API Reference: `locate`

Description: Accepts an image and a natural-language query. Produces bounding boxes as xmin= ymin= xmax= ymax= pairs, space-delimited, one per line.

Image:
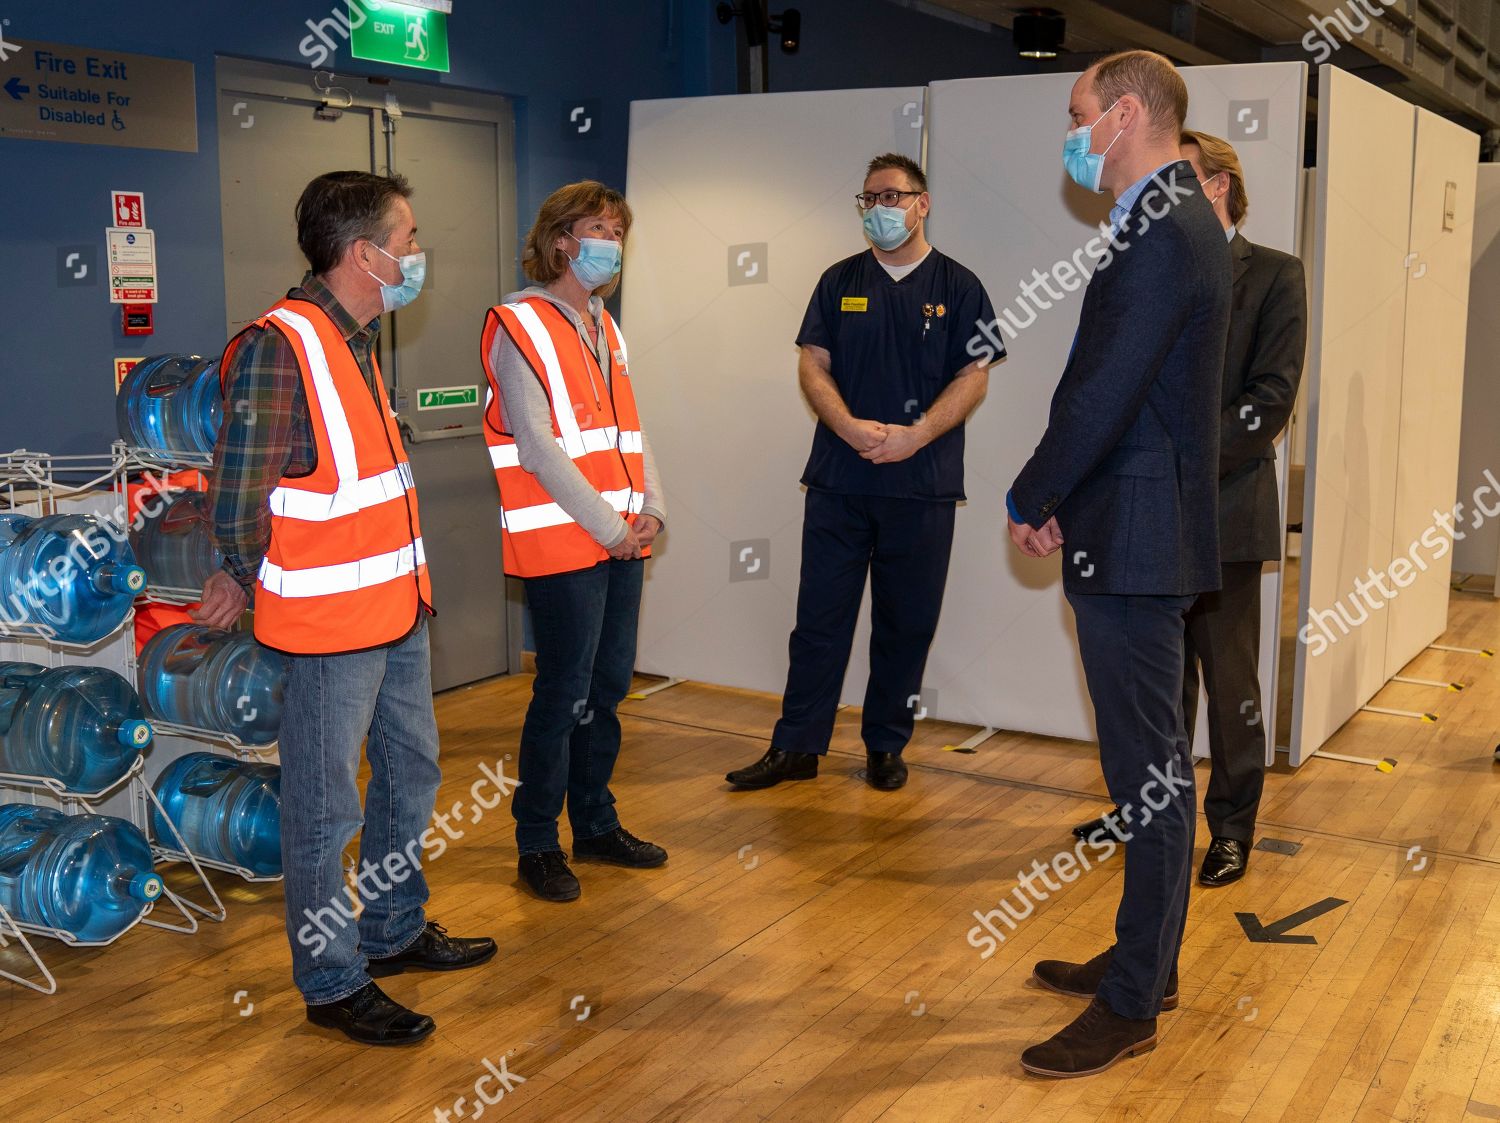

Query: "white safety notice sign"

xmin=107 ymin=226 xmax=157 ymax=303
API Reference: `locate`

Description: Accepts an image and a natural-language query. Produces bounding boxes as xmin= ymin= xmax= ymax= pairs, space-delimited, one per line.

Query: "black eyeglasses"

xmin=854 ymin=190 xmax=923 ymax=210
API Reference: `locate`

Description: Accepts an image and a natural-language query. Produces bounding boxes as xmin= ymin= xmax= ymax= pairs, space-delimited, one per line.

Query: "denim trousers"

xmin=278 ymin=616 xmax=443 ymax=1005
xmin=514 ymin=558 xmax=644 ymax=855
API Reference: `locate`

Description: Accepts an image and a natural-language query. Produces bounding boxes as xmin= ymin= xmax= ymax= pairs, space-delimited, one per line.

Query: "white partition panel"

xmin=923 ymin=63 xmax=1307 ymax=742
xmin=1453 ymin=164 xmax=1500 ymax=584
xmin=1292 ymin=66 xmax=1416 ymax=760
xmin=626 ymin=69 xmax=1306 ymax=744
xmin=1383 ymin=110 xmax=1479 ymax=675
xmin=624 ymin=88 xmax=924 ymax=697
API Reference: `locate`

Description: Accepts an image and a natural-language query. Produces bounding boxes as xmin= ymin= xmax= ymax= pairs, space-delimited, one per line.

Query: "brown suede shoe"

xmin=1032 ymin=946 xmax=1178 ymax=1011
xmin=1021 ymin=995 xmax=1157 ymax=1078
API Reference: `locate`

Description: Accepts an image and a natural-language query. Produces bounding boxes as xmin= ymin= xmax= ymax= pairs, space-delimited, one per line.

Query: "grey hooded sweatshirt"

xmin=487 ymin=286 xmax=665 ymax=552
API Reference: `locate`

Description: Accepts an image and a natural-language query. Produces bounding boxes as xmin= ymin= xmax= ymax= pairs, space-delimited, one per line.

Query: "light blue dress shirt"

xmin=1108 ymin=161 xmax=1181 ymax=234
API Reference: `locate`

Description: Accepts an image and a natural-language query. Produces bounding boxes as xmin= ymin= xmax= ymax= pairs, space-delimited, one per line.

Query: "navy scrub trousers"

xmin=773 ymin=246 xmax=997 ymax=759
xmin=771 ymin=490 xmax=956 ymax=756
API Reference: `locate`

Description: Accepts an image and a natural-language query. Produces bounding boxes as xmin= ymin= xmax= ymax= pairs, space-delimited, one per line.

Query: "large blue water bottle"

xmin=0 ymin=513 xmax=146 ymax=645
xmin=115 ymin=355 xmax=223 ymax=459
xmin=152 ymin=753 xmax=281 ymax=877
xmin=130 ymin=491 xmax=222 ymax=591
xmin=0 ymin=662 xmax=152 ymax=792
xmin=0 ymin=804 xmax=162 ymax=942
xmin=137 ymin=625 xmax=284 ymax=744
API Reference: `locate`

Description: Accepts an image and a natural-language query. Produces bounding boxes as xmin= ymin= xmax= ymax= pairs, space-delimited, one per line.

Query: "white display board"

xmin=624 ymin=87 xmax=925 ymax=700
xmin=922 ymin=63 xmax=1307 ymax=743
xmin=626 ymin=67 xmax=1308 ymax=746
xmin=1292 ymin=66 xmax=1417 ymax=761
xmin=1383 ymin=109 xmax=1479 ymax=675
xmin=1453 ymin=164 xmax=1500 ymax=585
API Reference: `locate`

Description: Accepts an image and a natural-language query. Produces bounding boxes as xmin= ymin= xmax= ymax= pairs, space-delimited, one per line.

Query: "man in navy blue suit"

xmin=1004 ymin=50 xmax=1232 ymax=1077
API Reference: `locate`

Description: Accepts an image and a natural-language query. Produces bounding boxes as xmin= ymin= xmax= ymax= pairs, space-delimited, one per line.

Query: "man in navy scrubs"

xmin=726 ymin=153 xmax=999 ymax=793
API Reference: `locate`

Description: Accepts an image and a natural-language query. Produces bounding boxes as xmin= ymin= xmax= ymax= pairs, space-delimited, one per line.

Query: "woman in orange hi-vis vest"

xmin=480 ymin=182 xmax=668 ymax=902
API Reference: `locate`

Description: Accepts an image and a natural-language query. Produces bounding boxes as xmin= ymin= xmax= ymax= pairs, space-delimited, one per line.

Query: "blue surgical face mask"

xmin=565 ymin=232 xmax=623 ymax=290
xmin=1062 ymin=99 xmax=1125 ymax=194
xmin=366 ymin=243 xmax=426 ymax=312
xmin=861 ymin=201 xmax=916 ymax=252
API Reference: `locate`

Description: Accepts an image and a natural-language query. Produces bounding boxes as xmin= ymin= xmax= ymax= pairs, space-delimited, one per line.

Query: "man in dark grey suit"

xmin=1073 ymin=131 xmax=1307 ymax=889
xmin=1004 ymin=50 xmax=1231 ymax=1077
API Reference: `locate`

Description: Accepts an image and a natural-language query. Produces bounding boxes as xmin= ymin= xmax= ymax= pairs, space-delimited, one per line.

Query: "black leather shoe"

xmin=306 ymin=981 xmax=435 ymax=1046
xmin=1072 ymin=808 xmax=1126 ymax=841
xmin=367 ymin=921 xmax=497 ymax=978
xmin=519 ymin=850 xmax=581 ymax=902
xmin=865 ymin=751 xmax=907 ymax=791
xmin=725 ymin=748 xmax=818 ymax=789
xmin=1199 ymin=837 xmax=1249 ymax=887
xmin=1021 ymin=995 xmax=1157 ymax=1078
xmin=574 ymin=826 xmax=667 ymax=868
xmin=1033 ymin=946 xmax=1178 ymax=1011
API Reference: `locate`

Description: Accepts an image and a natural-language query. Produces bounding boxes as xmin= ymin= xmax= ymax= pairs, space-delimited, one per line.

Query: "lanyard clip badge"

xmin=921 ymin=303 xmax=946 ymax=340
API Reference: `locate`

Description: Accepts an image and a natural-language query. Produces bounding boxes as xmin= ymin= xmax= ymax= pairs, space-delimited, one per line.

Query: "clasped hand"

xmin=607 ymin=514 xmax=662 ymax=560
xmin=1006 ymin=512 xmax=1064 ymax=558
xmin=843 ymin=419 xmax=925 ymax=464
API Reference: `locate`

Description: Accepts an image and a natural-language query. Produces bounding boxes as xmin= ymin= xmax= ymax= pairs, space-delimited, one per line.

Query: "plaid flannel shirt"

xmin=208 ymin=274 xmax=384 ymax=587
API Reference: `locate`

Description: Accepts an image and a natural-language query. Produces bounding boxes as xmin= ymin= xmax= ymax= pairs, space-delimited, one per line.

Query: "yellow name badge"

xmin=841 ymin=296 xmax=869 ymax=313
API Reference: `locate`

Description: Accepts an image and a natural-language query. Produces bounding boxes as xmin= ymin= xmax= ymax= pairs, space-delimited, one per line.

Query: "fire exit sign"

xmin=350 ymin=1 xmax=451 ymax=73
xmin=418 ymin=385 xmax=478 ymax=410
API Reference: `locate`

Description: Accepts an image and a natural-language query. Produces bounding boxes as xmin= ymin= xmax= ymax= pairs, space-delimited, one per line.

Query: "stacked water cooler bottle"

xmin=0 ymin=500 xmax=177 ymax=986
xmin=117 ymin=356 xmax=287 ymax=884
xmin=0 ymin=355 xmax=287 ymax=991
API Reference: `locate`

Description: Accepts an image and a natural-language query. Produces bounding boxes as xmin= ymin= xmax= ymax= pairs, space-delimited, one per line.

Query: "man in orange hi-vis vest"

xmin=198 ymin=171 xmax=495 ymax=1047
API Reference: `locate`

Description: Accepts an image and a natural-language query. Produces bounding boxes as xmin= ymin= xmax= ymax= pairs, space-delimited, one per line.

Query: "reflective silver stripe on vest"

xmin=503 ymin=301 xmax=587 ymax=459
xmin=502 ymin=489 xmax=644 ymax=534
xmin=488 ymin=427 xmax=643 ymax=471
xmin=609 ymin=312 xmax=628 ymax=367
xmin=263 ymin=308 xmax=365 ymax=520
xmin=269 ymin=463 xmax=415 ymax=522
xmin=259 ymin=538 xmax=426 ymax=599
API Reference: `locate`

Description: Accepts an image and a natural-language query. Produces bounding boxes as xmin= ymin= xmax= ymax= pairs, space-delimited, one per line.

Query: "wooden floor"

xmin=7 ymin=585 xmax=1500 ymax=1122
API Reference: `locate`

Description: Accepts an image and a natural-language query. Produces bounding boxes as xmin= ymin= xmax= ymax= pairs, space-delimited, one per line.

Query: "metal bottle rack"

xmin=0 ymin=448 xmax=277 ymax=992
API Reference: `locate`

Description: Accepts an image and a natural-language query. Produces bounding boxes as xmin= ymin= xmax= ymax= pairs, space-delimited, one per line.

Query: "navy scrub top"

xmin=796 ymin=248 xmax=999 ymax=502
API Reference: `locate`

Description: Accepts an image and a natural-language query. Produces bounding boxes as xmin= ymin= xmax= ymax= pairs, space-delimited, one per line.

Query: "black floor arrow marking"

xmin=1236 ymin=897 xmax=1347 ymax=944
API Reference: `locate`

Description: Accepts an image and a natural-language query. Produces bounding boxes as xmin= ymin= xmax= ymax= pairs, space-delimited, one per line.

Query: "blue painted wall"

xmin=0 ymin=0 xmax=736 ymax=454
xmin=1 ymin=0 xmax=1049 ymax=456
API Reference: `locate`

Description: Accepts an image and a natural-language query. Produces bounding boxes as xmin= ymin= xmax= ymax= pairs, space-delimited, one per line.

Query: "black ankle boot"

xmin=519 ymin=850 xmax=581 ymax=902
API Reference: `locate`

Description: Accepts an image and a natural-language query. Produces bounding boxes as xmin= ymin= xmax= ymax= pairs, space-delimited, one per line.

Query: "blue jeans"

xmin=278 ymin=616 xmax=443 ymax=1005
xmin=514 ymin=559 xmax=643 ymax=855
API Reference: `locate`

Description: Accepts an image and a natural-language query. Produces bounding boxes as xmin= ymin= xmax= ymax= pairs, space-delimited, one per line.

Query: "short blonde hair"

xmin=1089 ymin=50 xmax=1188 ymax=139
xmin=522 ymin=181 xmax=633 ymax=297
xmin=1182 ymin=129 xmax=1249 ymax=227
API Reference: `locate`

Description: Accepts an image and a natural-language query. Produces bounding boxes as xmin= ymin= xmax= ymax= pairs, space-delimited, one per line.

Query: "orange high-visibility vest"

xmin=480 ymin=297 xmax=647 ymax=578
xmin=220 ymin=298 xmax=432 ymax=655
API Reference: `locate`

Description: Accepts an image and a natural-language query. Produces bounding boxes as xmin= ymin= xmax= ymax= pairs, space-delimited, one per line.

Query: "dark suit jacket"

xmin=1218 ymin=233 xmax=1307 ymax=564
xmin=1011 ymin=161 xmax=1231 ymax=596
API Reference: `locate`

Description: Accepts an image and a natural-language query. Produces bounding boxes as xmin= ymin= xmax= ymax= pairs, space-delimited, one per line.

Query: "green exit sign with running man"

xmin=350 ymin=1 xmax=451 ymax=73
xmin=418 ymin=386 xmax=478 ymax=411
